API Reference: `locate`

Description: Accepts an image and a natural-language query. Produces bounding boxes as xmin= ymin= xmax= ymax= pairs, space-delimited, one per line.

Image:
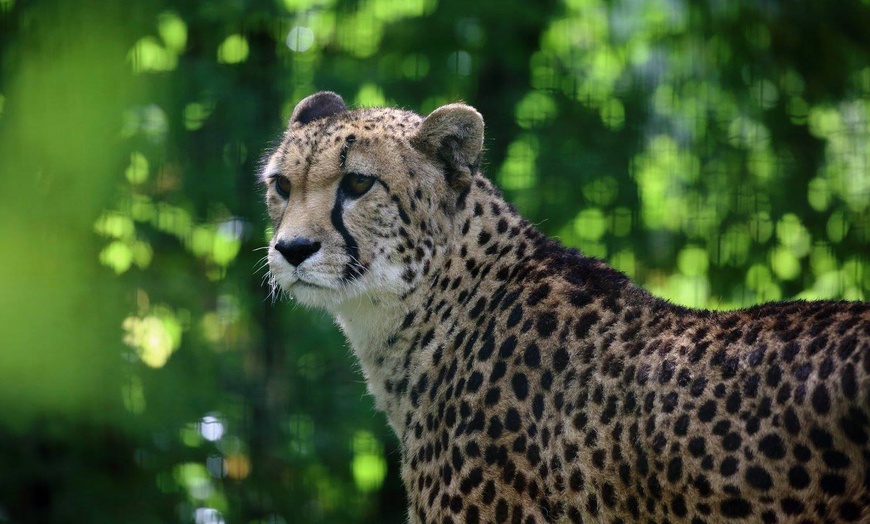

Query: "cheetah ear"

xmin=412 ymin=103 xmax=484 ymax=193
xmin=290 ymin=91 xmax=347 ymax=125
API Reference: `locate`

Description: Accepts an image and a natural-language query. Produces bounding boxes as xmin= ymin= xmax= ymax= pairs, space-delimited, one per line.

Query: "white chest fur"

xmin=334 ymin=295 xmax=408 ymax=427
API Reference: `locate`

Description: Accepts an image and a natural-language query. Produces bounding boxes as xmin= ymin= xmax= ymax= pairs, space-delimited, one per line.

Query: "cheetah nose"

xmin=275 ymin=237 xmax=321 ymax=267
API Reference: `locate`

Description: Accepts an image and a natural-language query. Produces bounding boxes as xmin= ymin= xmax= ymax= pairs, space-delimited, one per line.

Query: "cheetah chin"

xmin=261 ymin=91 xmax=870 ymax=524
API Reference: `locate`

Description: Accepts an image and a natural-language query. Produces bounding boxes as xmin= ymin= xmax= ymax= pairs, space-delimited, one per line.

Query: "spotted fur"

xmin=262 ymin=92 xmax=870 ymax=524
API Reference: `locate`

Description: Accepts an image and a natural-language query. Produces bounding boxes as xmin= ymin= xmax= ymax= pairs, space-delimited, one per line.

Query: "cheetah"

xmin=261 ymin=91 xmax=870 ymax=523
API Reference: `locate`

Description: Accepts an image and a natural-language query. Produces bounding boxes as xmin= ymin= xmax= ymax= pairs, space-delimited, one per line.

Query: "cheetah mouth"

xmin=293 ymin=277 xmax=334 ymax=290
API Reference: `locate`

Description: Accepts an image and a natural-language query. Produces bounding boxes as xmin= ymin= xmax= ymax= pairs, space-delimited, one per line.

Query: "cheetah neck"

xmin=336 ymin=175 xmax=636 ymax=439
xmin=337 ymin=175 xmax=648 ymax=440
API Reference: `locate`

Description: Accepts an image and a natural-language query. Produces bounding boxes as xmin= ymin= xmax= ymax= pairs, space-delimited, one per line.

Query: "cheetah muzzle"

xmin=261 ymin=91 xmax=870 ymax=524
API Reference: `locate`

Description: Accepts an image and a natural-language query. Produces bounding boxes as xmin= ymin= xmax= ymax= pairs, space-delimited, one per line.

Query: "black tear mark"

xmin=331 ymin=187 xmax=365 ymax=280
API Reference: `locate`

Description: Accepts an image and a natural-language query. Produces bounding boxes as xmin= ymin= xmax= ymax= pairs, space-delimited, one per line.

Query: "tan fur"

xmin=262 ymin=93 xmax=870 ymax=524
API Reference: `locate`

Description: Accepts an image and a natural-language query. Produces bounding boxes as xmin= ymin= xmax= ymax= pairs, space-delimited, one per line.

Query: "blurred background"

xmin=0 ymin=0 xmax=868 ymax=522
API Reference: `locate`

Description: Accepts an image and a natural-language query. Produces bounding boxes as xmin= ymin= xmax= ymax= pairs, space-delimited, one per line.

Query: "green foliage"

xmin=0 ymin=0 xmax=867 ymax=522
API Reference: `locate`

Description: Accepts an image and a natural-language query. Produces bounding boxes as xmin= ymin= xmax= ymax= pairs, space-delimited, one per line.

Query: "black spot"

xmin=526 ymin=283 xmax=550 ymax=306
xmin=465 ymin=504 xmax=479 ymax=524
xmin=693 ymin=474 xmax=712 ymax=496
xmin=688 ymin=437 xmax=706 ymax=457
xmin=651 ymin=432 xmax=666 ymax=453
xmin=499 ymin=336 xmax=518 ymax=358
xmin=523 ymin=343 xmax=541 ymax=368
xmin=478 ymin=230 xmax=491 ymax=245
xmin=511 ymin=373 xmax=528 ymax=400
xmin=837 ymin=335 xmax=858 ymax=360
xmin=820 ymin=474 xmax=846 ymax=495
xmin=522 ymin=444 xmax=540 ymax=468
xmin=467 ymin=372 xmax=483 ymax=393
xmin=746 ymin=466 xmax=773 ymax=490
xmin=689 ymin=340 xmax=711 ymax=363
xmin=601 ymin=482 xmax=616 ymax=508
xmin=780 ymin=497 xmax=804 ymax=515
xmin=487 ymin=416 xmax=503 ymax=439
xmin=569 ymin=470 xmax=584 ymax=491
xmin=591 ymin=449 xmax=606 ymax=469
xmin=541 ymin=370 xmax=553 ymax=391
xmin=783 ymin=407 xmax=800 ymax=435
xmin=745 ymin=374 xmax=761 ymax=397
xmin=536 ymin=312 xmax=558 ymax=338
xmin=758 ymin=433 xmax=786 ymax=460
xmin=532 ymin=394 xmax=544 ymax=420
xmin=449 ymin=495 xmax=463 ymax=513
xmin=781 ymin=341 xmax=800 ymax=363
xmin=697 ymin=456 xmax=715 ymax=476
xmin=659 ymin=359 xmax=675 ymax=384
xmin=788 ymin=465 xmax=810 ymax=489
xmin=647 ymin=475 xmax=662 ymax=498
xmin=469 ymin=297 xmax=486 ymax=318
xmin=574 ymin=311 xmax=599 ymax=337
xmin=460 ymin=467 xmax=484 ymax=495
xmin=553 ymin=348 xmax=570 ymax=372
xmin=723 ymin=432 xmax=741 ymax=451
xmin=599 ymin=396 xmax=618 ymax=425
xmin=726 ymin=391 xmax=742 ymax=414
xmin=507 ymin=304 xmax=523 ymax=328
xmin=720 ymin=456 xmax=738 ymax=476
xmin=795 ymin=363 xmax=814 ymax=380
xmin=819 ymin=356 xmax=834 ymax=379
xmin=823 ymin=450 xmax=850 ymax=469
xmin=811 ymin=383 xmax=831 ymax=414
xmin=722 ymin=357 xmax=739 ymax=378
xmin=667 ymin=456 xmax=683 ymax=482
xmin=672 ymin=494 xmax=687 ymax=517
xmin=841 ymin=363 xmax=858 ymax=400
xmin=839 ymin=501 xmax=862 ymax=522
xmin=568 ymin=289 xmax=592 ymax=307
xmin=662 ymin=391 xmax=678 ymax=413
xmin=674 ymin=414 xmax=690 ymax=436
xmin=586 ymin=493 xmax=599 ymax=516
xmin=493 ymin=499 xmax=509 ymax=523
xmin=766 ymin=365 xmax=782 ymax=389
xmin=840 ymin=409 xmax=869 ymax=445
xmin=793 ymin=444 xmax=811 ymax=462
xmin=512 ymin=471 xmax=526 ymax=493
xmin=690 ymin=376 xmax=707 ymax=397
xmin=809 ymin=426 xmax=833 ymax=449
xmin=748 ymin=345 xmax=766 ymax=366
xmin=720 ymin=498 xmax=752 ymax=518
xmin=481 ymin=480 xmax=496 ymax=505
xmin=452 ymin=446 xmax=465 ymax=471
xmin=698 ymin=400 xmax=716 ymax=422
xmin=504 ymin=408 xmax=521 ymax=432
xmin=485 ymin=387 xmax=501 ymax=406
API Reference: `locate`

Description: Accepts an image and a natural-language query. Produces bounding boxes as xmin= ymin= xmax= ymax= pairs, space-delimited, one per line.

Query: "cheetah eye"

xmin=274 ymin=176 xmax=291 ymax=199
xmin=342 ymin=172 xmax=375 ymax=198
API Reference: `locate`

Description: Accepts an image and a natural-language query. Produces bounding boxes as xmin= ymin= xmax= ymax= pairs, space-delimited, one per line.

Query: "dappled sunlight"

xmin=200 ymin=414 xmax=225 ymax=442
xmin=351 ymin=431 xmax=387 ymax=493
xmin=122 ymin=307 xmax=184 ymax=368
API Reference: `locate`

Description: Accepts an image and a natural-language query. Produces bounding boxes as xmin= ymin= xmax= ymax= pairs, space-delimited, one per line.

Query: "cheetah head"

xmin=261 ymin=92 xmax=484 ymax=314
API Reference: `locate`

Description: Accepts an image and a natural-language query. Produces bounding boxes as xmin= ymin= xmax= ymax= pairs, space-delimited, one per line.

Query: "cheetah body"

xmin=263 ymin=92 xmax=870 ymax=523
